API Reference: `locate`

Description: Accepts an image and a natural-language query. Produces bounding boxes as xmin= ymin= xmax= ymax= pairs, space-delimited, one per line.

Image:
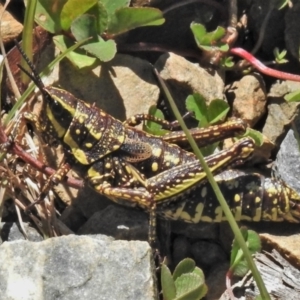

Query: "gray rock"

xmin=262 ymin=98 xmax=300 ymax=146
xmin=155 ymin=52 xmax=225 ymax=115
xmin=0 ymin=222 xmax=43 ymax=243
xmin=77 ymin=205 xmax=148 ymax=241
xmin=0 ymin=235 xmax=157 ymax=300
xmin=276 ymin=128 xmax=300 ymax=194
xmin=59 ymin=205 xmax=87 ymax=233
xmin=263 ymin=81 xmax=300 ymax=146
xmin=171 ymin=221 xmax=219 ymax=240
xmin=70 ymin=185 xmax=112 ymax=220
xmin=226 ymin=74 xmax=267 ymax=127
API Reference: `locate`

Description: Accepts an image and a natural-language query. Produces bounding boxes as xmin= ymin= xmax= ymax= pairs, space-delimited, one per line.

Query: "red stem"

xmin=230 ymin=47 xmax=300 ymax=82
xmin=0 ymin=126 xmax=83 ymax=189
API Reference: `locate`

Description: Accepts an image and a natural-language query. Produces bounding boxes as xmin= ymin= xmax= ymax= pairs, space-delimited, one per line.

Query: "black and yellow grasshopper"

xmin=13 ymin=44 xmax=300 ymax=243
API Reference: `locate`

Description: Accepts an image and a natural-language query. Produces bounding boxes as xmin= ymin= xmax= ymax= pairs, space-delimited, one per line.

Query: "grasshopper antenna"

xmin=14 ymin=39 xmax=45 ymax=92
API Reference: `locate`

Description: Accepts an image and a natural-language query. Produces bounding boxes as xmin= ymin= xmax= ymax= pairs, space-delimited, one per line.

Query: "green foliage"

xmin=273 ymin=48 xmax=288 ymax=64
xmin=35 ymin=0 xmax=165 ymax=67
xmin=242 ymin=128 xmax=264 ymax=147
xmin=186 ymin=93 xmax=229 ymax=155
xmin=71 ymin=14 xmax=116 ymax=62
xmin=284 ymin=90 xmax=300 ymax=102
xmin=161 ymin=258 xmax=207 ymax=300
xmin=190 ymin=23 xmax=229 ymax=52
xmin=107 ymin=7 xmax=164 ymax=35
xmin=221 ymin=56 xmax=234 ymax=68
xmin=230 ymin=227 xmax=261 ymax=277
xmin=186 ymin=93 xmax=229 ymax=127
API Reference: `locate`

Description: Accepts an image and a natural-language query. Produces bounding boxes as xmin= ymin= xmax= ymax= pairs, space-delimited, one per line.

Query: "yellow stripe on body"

xmin=154 ymin=155 xmax=235 ymax=202
xmin=46 ymin=106 xmax=67 ymax=138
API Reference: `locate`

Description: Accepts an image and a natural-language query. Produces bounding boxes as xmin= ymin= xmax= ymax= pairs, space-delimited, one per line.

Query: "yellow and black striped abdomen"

xmin=158 ymin=169 xmax=300 ymax=223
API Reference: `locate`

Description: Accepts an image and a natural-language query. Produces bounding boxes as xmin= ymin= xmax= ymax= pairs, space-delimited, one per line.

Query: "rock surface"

xmin=0 ymin=4 xmax=23 ymax=45
xmin=155 ymin=52 xmax=225 ymax=114
xmin=0 ymin=235 xmax=157 ymax=300
xmin=227 ymin=74 xmax=267 ymax=127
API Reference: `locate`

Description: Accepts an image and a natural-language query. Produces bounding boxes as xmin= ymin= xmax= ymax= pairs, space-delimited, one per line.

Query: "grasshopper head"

xmin=15 ymin=42 xmax=76 ymax=137
xmin=43 ymin=86 xmax=77 ymax=138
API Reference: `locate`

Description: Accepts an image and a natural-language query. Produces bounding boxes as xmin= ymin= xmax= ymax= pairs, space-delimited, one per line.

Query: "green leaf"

xmin=60 ymin=0 xmax=98 ymax=31
xmin=161 ymin=264 xmax=176 ymax=300
xmin=233 ymin=260 xmax=250 ymax=277
xmin=86 ymin=1 xmax=108 ymax=34
xmin=190 ymin=23 xmax=207 ymax=48
xmin=279 ymin=49 xmax=287 ymax=60
xmin=185 ymin=94 xmax=208 ymax=127
xmin=200 ymin=26 xmax=226 ymax=45
xmin=221 ymin=56 xmax=234 ymax=68
xmin=246 ymin=230 xmax=261 ymax=253
xmin=71 ymin=14 xmax=98 ymax=40
xmin=175 ymin=273 xmax=207 ymax=300
xmin=190 ymin=22 xmax=228 ymax=52
xmin=243 ymin=128 xmax=264 ymax=147
xmin=83 ymin=38 xmax=117 ymax=62
xmin=35 ymin=0 xmax=68 ymax=33
xmin=284 ymin=89 xmax=300 ymax=102
xmin=101 ymin=0 xmax=130 ymax=19
xmin=185 ymin=95 xmax=229 ymax=155
xmin=53 ymin=35 xmax=97 ymax=68
xmin=210 ymin=26 xmax=226 ymax=41
xmin=207 ymin=99 xmax=229 ymax=124
xmin=107 ymin=7 xmax=165 ymax=35
xmin=192 ymin=266 xmax=205 ymax=280
xmin=273 ymin=47 xmax=288 ymax=64
xmin=71 ymin=14 xmax=116 ymax=62
xmin=230 ymin=227 xmax=248 ymax=266
xmin=218 ymin=43 xmax=229 ymax=52
xmin=230 ymin=228 xmax=261 ymax=277
xmin=173 ymin=258 xmax=196 ymax=281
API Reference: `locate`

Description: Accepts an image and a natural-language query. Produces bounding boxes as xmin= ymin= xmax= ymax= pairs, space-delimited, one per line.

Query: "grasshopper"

xmin=12 ymin=44 xmax=300 ymax=243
